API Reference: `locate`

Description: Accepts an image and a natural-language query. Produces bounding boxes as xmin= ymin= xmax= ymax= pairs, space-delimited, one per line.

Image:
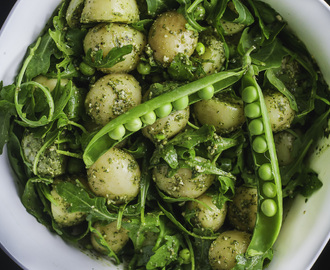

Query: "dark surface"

xmin=0 ymin=0 xmax=330 ymax=269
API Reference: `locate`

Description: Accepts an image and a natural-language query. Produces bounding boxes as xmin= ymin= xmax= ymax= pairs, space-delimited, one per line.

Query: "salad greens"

xmin=0 ymin=0 xmax=329 ymax=269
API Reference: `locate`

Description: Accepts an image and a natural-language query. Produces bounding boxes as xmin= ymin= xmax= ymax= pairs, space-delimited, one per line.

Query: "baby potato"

xmin=142 ymin=107 xmax=189 ymax=142
xmin=87 ymin=147 xmax=141 ymax=204
xmin=227 ymin=186 xmax=257 ymax=232
xmin=33 ymin=75 xmax=69 ymax=92
xmin=83 ymin=23 xmax=146 ymax=73
xmin=148 ymin=11 xmax=198 ymax=65
xmin=85 ymin=73 xmax=142 ymax=126
xmin=91 ymin=220 xmax=130 ymax=254
xmin=274 ymin=130 xmax=296 ymax=166
xmin=81 ymin=0 xmax=140 ymax=24
xmin=209 ymin=230 xmax=251 ymax=270
xmin=186 ymin=193 xmax=227 ymax=232
xmin=193 ymin=93 xmax=245 ymax=134
xmin=196 ymin=33 xmax=226 ymax=76
xmin=264 ymin=90 xmax=295 ymax=132
xmin=51 ymin=187 xmax=86 ymax=227
xmin=153 ymin=159 xmax=215 ymax=199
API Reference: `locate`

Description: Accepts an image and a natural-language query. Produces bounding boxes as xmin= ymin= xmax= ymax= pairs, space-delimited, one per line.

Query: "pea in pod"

xmin=241 ymin=66 xmax=283 ymax=256
xmin=83 ymin=69 xmax=245 ymax=167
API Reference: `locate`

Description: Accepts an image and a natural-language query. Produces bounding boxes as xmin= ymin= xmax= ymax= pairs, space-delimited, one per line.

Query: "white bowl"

xmin=0 ymin=1 xmax=329 ymax=269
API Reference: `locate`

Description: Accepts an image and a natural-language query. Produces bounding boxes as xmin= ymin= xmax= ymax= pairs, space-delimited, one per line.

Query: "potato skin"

xmin=91 ymin=220 xmax=129 ymax=254
xmin=81 ymin=0 xmax=140 ymax=24
xmin=85 ymin=73 xmax=142 ymax=126
xmin=274 ymin=131 xmax=296 ymax=166
xmin=264 ymin=91 xmax=295 ymax=132
xmin=186 ymin=193 xmax=227 ymax=232
xmin=142 ymin=107 xmax=189 ymax=142
xmin=83 ymin=23 xmax=146 ymax=73
xmin=153 ymin=159 xmax=214 ymax=199
xmin=227 ymin=186 xmax=257 ymax=232
xmin=33 ymin=75 xmax=69 ymax=92
xmin=148 ymin=11 xmax=198 ymax=65
xmin=87 ymin=147 xmax=141 ymax=204
xmin=209 ymin=230 xmax=251 ymax=270
xmin=51 ymin=188 xmax=86 ymax=227
xmin=196 ymin=33 xmax=226 ymax=76
xmin=193 ymin=94 xmax=245 ymax=134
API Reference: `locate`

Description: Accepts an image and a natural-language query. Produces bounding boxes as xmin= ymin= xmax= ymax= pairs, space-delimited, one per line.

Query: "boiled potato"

xmin=87 ymin=147 xmax=141 ymax=204
xmin=264 ymin=91 xmax=295 ymax=132
xmin=193 ymin=93 xmax=245 ymax=134
xmin=196 ymin=32 xmax=226 ymax=76
xmin=81 ymin=0 xmax=139 ymax=23
xmin=33 ymin=75 xmax=69 ymax=92
xmin=142 ymin=107 xmax=189 ymax=142
xmin=83 ymin=23 xmax=146 ymax=73
xmin=209 ymin=230 xmax=251 ymax=270
xmin=148 ymin=11 xmax=198 ymax=65
xmin=85 ymin=73 xmax=142 ymax=126
xmin=153 ymin=159 xmax=214 ymax=199
xmin=220 ymin=20 xmax=245 ymax=36
xmin=227 ymin=186 xmax=257 ymax=232
xmin=21 ymin=132 xmax=67 ymax=178
xmin=274 ymin=131 xmax=296 ymax=166
xmin=51 ymin=187 xmax=86 ymax=227
xmin=91 ymin=220 xmax=129 ymax=254
xmin=186 ymin=193 xmax=227 ymax=232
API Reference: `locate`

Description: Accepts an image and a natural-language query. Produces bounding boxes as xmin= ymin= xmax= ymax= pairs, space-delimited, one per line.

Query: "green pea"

xmin=263 ymin=182 xmax=277 ymax=198
xmin=196 ymin=42 xmax=206 ymax=56
xmin=198 ymin=85 xmax=214 ymax=100
xmin=248 ymin=118 xmax=264 ymax=135
xmin=179 ymin=248 xmax=191 ymax=264
xmin=172 ymin=96 xmax=189 ymax=110
xmin=137 ymin=61 xmax=151 ymax=75
xmin=244 ymin=102 xmax=261 ymax=119
xmin=155 ymin=103 xmax=173 ymax=118
xmin=258 ymin=163 xmax=273 ymax=181
xmin=79 ymin=62 xmax=95 ymax=76
xmin=252 ymin=136 xmax=268 ymax=153
xmin=242 ymin=86 xmax=258 ymax=103
xmin=108 ymin=124 xmax=126 ymax=140
xmin=141 ymin=111 xmax=157 ymax=125
xmin=261 ymin=199 xmax=277 ymax=217
xmin=125 ymin=118 xmax=143 ymax=132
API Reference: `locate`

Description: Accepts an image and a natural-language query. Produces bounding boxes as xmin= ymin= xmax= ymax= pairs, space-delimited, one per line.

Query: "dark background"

xmin=0 ymin=0 xmax=329 ymax=269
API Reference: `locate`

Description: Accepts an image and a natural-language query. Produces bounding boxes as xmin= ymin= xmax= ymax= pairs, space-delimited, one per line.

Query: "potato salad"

xmin=0 ymin=0 xmax=329 ymax=269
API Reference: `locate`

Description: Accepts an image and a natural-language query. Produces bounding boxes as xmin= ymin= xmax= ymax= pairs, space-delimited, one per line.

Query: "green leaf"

xmin=146 ymin=234 xmax=181 ymax=269
xmin=265 ymin=69 xmax=298 ymax=111
xmin=146 ymin=0 xmax=178 ymax=17
xmin=24 ymin=33 xmax=58 ymax=81
xmin=55 ymin=181 xmax=117 ymax=223
xmin=0 ymin=101 xmax=17 ymax=154
xmin=83 ymin=45 xmax=133 ymax=69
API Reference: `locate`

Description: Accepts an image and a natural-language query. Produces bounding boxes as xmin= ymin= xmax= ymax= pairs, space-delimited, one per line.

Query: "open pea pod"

xmin=83 ymin=69 xmax=245 ymax=167
xmin=241 ymin=66 xmax=283 ymax=256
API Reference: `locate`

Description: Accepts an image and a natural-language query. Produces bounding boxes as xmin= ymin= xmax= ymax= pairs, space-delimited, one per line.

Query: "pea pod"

xmin=241 ymin=66 xmax=283 ymax=256
xmin=83 ymin=69 xmax=245 ymax=167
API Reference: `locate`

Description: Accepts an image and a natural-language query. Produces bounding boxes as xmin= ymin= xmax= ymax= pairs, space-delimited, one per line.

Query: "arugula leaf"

xmin=0 ymin=101 xmax=17 ymax=154
xmin=227 ymin=0 xmax=254 ymax=25
xmin=265 ymin=69 xmax=298 ymax=111
xmin=146 ymin=234 xmax=181 ymax=269
xmin=55 ymin=181 xmax=118 ymax=223
xmin=145 ymin=0 xmax=178 ymax=17
xmin=49 ymin=1 xmax=74 ymax=56
xmin=23 ymin=32 xmax=59 ymax=82
xmin=21 ymin=178 xmax=53 ymax=229
xmin=83 ymin=46 xmax=133 ymax=69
